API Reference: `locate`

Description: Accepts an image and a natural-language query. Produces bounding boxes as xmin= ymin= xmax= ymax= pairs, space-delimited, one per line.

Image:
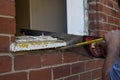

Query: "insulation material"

xmin=10 ymin=35 xmax=67 ymax=52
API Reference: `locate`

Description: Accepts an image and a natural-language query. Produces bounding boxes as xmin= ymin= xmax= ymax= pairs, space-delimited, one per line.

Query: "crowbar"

xmin=60 ymin=38 xmax=104 ymax=49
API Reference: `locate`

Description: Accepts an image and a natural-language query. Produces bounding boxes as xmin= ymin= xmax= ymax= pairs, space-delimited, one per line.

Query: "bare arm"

xmin=102 ymin=30 xmax=120 ymax=80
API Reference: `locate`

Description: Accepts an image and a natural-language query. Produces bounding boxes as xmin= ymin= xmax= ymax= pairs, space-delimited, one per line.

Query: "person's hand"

xmin=104 ymin=30 xmax=120 ymax=47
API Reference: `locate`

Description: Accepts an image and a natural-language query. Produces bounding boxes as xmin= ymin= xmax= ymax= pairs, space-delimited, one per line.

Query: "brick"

xmin=0 ymin=36 xmax=10 ymax=53
xmin=11 ymin=36 xmax=16 ymax=42
xmin=116 ymin=11 xmax=120 ymax=18
xmin=0 ymin=56 xmax=11 ymax=73
xmin=111 ymin=25 xmax=118 ymax=30
xmin=98 ymin=13 xmax=107 ymax=22
xmin=112 ymin=10 xmax=118 ymax=17
xmin=107 ymin=0 xmax=113 ymax=8
xmin=102 ymin=24 xmax=111 ymax=31
xmin=42 ymin=53 xmax=62 ymax=66
xmin=80 ymin=72 xmax=92 ymax=80
xmin=99 ymin=31 xmax=106 ymax=37
xmin=98 ymin=23 xmax=104 ymax=31
xmin=71 ymin=62 xmax=84 ymax=74
xmin=67 ymin=46 xmax=91 ymax=58
xmin=86 ymin=60 xmax=96 ymax=70
xmin=95 ymin=59 xmax=104 ymax=68
xmin=98 ymin=0 xmax=106 ymax=4
xmin=92 ymin=69 xmax=102 ymax=79
xmin=108 ymin=25 xmax=113 ymax=30
xmin=53 ymin=65 xmax=70 ymax=79
xmin=113 ymin=2 xmax=119 ymax=10
xmin=88 ymin=13 xmax=97 ymax=21
xmin=89 ymin=22 xmax=99 ymax=30
xmin=64 ymin=75 xmax=79 ymax=80
xmin=0 ymin=17 xmax=16 ymax=34
xmin=29 ymin=68 xmax=51 ymax=80
xmin=102 ymin=6 xmax=111 ymax=14
xmin=0 ymin=72 xmax=27 ymax=80
xmin=108 ymin=17 xmax=113 ymax=23
xmin=0 ymin=0 xmax=15 ymax=16
xmin=14 ymin=54 xmax=41 ymax=70
xmin=97 ymin=3 xmax=103 ymax=11
xmin=63 ymin=52 xmax=79 ymax=63
xmin=89 ymin=31 xmax=99 ymax=36
xmin=79 ymin=55 xmax=91 ymax=61
xmin=110 ymin=11 xmax=116 ymax=18
xmin=88 ymin=3 xmax=97 ymax=11
xmin=114 ymin=18 xmax=119 ymax=25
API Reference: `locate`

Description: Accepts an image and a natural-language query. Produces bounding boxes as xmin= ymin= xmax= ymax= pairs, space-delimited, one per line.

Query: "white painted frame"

xmin=67 ymin=0 xmax=88 ymax=35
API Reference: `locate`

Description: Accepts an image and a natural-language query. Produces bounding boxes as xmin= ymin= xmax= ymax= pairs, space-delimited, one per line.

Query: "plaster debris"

xmin=10 ymin=35 xmax=67 ymax=52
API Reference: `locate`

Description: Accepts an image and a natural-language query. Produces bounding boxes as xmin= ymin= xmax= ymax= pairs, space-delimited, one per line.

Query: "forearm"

xmin=102 ymin=46 xmax=120 ymax=80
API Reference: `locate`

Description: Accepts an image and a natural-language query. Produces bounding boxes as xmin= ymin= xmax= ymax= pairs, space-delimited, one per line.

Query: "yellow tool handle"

xmin=60 ymin=38 xmax=104 ymax=49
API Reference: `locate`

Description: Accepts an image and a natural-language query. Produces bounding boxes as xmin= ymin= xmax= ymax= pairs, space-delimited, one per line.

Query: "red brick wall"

xmin=0 ymin=0 xmax=120 ymax=80
xmin=88 ymin=0 xmax=120 ymax=37
xmin=0 ymin=52 xmax=104 ymax=80
xmin=0 ymin=0 xmax=16 ymax=52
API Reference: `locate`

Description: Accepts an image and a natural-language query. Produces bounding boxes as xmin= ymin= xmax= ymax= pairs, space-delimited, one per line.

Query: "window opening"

xmin=15 ymin=0 xmax=88 ymax=36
